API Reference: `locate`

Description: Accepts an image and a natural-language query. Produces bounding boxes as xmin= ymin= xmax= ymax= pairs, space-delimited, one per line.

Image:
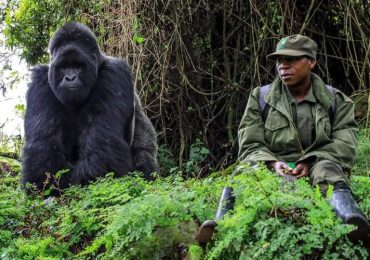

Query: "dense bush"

xmin=353 ymin=129 xmax=370 ymax=176
xmin=1 ymin=157 xmax=369 ymax=259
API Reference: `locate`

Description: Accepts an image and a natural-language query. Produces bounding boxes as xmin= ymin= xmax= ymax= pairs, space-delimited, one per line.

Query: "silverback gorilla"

xmin=21 ymin=22 xmax=158 ymax=193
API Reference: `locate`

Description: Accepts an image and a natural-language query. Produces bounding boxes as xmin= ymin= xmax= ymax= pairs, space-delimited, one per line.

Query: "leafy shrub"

xmin=1 ymin=159 xmax=369 ymax=259
xmin=205 ymin=165 xmax=369 ymax=259
xmin=353 ymin=129 xmax=370 ymax=176
xmin=157 ymin=144 xmax=177 ymax=175
xmin=184 ymin=138 xmax=211 ymax=177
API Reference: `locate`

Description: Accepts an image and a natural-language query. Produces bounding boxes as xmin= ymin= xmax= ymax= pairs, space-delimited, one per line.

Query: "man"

xmin=238 ymin=34 xmax=369 ymax=242
xmin=198 ymin=34 xmax=369 ymax=245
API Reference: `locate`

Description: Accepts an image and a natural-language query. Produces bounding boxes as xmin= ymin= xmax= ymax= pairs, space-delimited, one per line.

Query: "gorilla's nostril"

xmin=65 ymin=75 xmax=76 ymax=82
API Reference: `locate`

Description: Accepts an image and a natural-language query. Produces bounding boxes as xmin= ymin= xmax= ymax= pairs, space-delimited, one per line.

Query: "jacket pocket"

xmin=265 ymin=113 xmax=289 ymax=131
xmin=316 ymin=106 xmax=332 ymax=139
xmin=264 ymin=113 xmax=295 ymax=152
xmin=315 ymin=116 xmax=332 ymax=143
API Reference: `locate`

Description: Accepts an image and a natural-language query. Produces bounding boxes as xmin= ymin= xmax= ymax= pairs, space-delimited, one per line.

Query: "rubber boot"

xmin=197 ymin=187 xmax=235 ymax=244
xmin=329 ymin=189 xmax=370 ymax=243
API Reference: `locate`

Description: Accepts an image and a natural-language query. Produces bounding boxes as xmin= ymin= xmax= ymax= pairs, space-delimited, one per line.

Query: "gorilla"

xmin=21 ymin=22 xmax=158 ymax=193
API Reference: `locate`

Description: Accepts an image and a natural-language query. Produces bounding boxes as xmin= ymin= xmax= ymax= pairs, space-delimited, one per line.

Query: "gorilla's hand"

xmin=70 ymin=107 xmax=134 ymax=185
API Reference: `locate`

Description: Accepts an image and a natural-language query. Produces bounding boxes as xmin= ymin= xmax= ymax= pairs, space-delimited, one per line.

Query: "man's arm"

xmin=238 ymin=87 xmax=280 ymax=163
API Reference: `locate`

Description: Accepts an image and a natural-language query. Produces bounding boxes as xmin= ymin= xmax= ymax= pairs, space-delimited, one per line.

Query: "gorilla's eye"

xmin=56 ymin=61 xmax=85 ymax=71
xmin=73 ymin=61 xmax=86 ymax=69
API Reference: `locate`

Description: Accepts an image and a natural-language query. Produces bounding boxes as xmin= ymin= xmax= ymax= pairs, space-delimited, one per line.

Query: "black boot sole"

xmin=346 ymin=214 xmax=370 ymax=243
xmin=197 ymin=220 xmax=217 ymax=244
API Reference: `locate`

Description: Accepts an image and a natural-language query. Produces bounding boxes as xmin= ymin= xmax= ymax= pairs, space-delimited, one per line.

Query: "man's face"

xmin=276 ymin=56 xmax=316 ymax=88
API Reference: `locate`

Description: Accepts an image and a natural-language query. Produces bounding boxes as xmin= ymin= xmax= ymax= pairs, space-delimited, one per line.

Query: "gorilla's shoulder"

xmin=27 ymin=65 xmax=51 ymax=97
xmin=30 ymin=65 xmax=49 ymax=82
xmin=100 ymin=57 xmax=132 ymax=88
xmin=102 ymin=56 xmax=130 ymax=73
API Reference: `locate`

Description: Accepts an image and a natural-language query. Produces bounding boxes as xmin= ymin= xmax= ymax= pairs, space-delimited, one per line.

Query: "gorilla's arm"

xmin=69 ymin=59 xmax=134 ymax=185
xmin=131 ymin=93 xmax=158 ymax=178
xmin=21 ymin=66 xmax=68 ymax=190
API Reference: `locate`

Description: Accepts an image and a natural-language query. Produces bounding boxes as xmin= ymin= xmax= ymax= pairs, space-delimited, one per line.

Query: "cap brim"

xmin=266 ymin=49 xmax=312 ymax=60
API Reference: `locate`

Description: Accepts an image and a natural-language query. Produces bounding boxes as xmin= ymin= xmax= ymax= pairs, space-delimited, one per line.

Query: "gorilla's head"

xmin=48 ymin=22 xmax=103 ymax=106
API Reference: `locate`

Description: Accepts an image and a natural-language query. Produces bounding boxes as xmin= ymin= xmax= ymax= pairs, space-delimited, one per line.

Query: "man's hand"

xmin=291 ymin=162 xmax=309 ymax=178
xmin=267 ymin=161 xmax=309 ymax=179
xmin=267 ymin=161 xmax=293 ymax=177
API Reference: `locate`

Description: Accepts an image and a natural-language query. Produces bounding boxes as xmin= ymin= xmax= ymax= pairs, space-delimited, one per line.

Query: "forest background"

xmin=0 ymin=0 xmax=370 ymax=259
xmin=1 ymin=0 xmax=370 ymax=173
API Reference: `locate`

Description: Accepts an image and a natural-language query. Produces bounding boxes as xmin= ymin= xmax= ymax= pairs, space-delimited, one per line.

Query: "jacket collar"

xmin=264 ymin=73 xmax=334 ymax=114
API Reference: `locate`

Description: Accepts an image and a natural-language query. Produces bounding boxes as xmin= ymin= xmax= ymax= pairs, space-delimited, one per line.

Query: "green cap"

xmin=266 ymin=34 xmax=317 ymax=61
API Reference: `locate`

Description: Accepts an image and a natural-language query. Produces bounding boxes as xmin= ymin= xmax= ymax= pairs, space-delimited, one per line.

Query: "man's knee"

xmin=309 ymin=159 xmax=349 ymax=190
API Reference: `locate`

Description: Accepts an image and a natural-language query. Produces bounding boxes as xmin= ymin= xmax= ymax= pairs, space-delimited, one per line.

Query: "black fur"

xmin=21 ymin=22 xmax=157 ymax=193
xmin=132 ymin=93 xmax=158 ymax=178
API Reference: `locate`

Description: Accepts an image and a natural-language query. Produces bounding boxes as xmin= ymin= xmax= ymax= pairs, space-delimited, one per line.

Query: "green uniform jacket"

xmin=238 ymin=73 xmax=358 ymax=170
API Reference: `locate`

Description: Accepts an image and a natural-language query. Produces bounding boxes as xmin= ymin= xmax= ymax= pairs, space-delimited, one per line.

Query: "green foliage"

xmin=158 ymin=139 xmax=211 ymax=177
xmin=4 ymin=0 xmax=64 ymax=64
xmin=188 ymin=244 xmax=204 ymax=259
xmin=3 ymin=0 xmax=109 ymax=65
xmin=353 ymin=129 xmax=370 ymax=176
xmin=206 ymin=167 xmax=368 ymax=259
xmin=0 ymin=135 xmax=22 ymax=159
xmin=0 ymin=156 xmax=20 ymax=175
xmin=1 ymin=157 xmax=369 ymax=259
xmin=14 ymin=103 xmax=25 ymax=117
xmin=184 ymin=138 xmax=210 ymax=176
xmin=0 ymin=158 xmax=24 ymax=256
xmin=133 ymin=16 xmax=145 ymax=44
xmin=157 ymin=144 xmax=177 ymax=175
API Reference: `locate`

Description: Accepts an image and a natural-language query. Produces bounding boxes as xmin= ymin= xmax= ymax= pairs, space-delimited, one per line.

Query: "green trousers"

xmin=309 ymin=160 xmax=350 ymax=193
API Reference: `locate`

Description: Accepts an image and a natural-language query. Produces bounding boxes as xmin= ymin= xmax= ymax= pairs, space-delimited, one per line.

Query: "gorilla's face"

xmin=48 ymin=43 xmax=99 ymax=106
